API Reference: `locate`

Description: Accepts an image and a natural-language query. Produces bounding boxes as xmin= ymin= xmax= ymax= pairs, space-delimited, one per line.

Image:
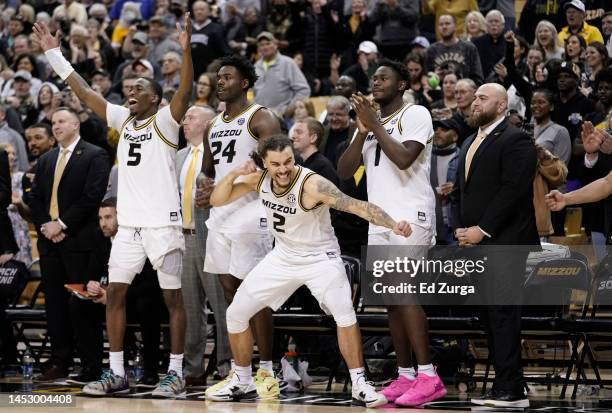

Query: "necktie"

xmin=182 ymin=147 xmax=199 ymax=227
xmin=353 ymin=164 xmax=365 ymax=186
xmin=464 ymin=130 xmax=487 ymax=180
xmin=49 ymin=148 xmax=68 ymax=219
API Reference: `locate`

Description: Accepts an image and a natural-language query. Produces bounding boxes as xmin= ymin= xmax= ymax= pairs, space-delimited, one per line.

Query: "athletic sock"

xmin=235 ymin=364 xmax=253 ymax=384
xmin=418 ymin=363 xmax=436 ymax=377
xmin=169 ymin=353 xmax=184 ymax=378
xmin=230 ymin=359 xmax=236 ymax=372
xmin=349 ymin=367 xmax=366 ymax=387
xmin=398 ymin=366 xmax=417 ymax=380
xmin=110 ymin=351 xmax=125 ymax=377
xmin=259 ymin=360 xmax=274 ymax=373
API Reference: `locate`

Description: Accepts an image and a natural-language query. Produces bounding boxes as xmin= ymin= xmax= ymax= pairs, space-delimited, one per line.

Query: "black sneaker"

xmin=484 ymin=389 xmax=529 ymax=408
xmin=471 ymin=388 xmax=495 ymax=406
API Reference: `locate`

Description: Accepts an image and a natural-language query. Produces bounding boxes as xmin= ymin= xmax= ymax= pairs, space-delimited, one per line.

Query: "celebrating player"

xmin=207 ymin=135 xmax=410 ymax=407
xmin=201 ymin=56 xmax=283 ymax=398
xmin=33 ymin=14 xmax=194 ymax=397
xmin=337 ymin=59 xmax=447 ymax=406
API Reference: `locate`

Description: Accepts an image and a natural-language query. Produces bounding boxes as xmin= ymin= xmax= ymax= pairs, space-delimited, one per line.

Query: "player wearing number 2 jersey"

xmin=338 ymin=59 xmax=446 ymax=407
xmin=33 ymin=13 xmax=194 ymax=397
xmin=206 ymin=135 xmax=412 ymax=407
xmin=200 ymin=56 xmax=282 ymax=399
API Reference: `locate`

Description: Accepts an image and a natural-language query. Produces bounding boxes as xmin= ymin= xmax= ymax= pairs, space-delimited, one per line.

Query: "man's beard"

xmin=467 ymin=109 xmax=498 ymax=128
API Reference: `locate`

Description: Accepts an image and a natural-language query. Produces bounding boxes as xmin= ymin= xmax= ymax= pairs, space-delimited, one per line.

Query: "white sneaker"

xmin=205 ymin=371 xmax=257 ymax=402
xmin=352 ymin=378 xmax=388 ymax=408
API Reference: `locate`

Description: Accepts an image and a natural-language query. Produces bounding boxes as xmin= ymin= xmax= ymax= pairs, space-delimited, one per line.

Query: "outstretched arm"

xmin=304 ymin=174 xmax=411 ymax=236
xmin=32 ymin=22 xmax=108 ymax=120
xmin=209 ymin=160 xmax=261 ymax=206
xmin=546 ymin=171 xmax=612 ymax=211
xmin=169 ymin=12 xmax=193 ymax=123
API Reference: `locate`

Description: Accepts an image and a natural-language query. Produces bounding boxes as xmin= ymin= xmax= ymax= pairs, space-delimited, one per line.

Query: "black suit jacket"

xmin=452 ymin=118 xmax=540 ymax=245
xmin=27 ymin=139 xmax=110 ymax=255
xmin=0 ymin=149 xmax=18 ymax=254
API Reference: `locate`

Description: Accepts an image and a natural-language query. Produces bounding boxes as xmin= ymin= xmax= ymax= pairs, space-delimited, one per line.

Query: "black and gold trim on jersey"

xmin=153 ymin=121 xmax=178 ymax=149
xmin=272 ymin=166 xmax=302 ymax=197
xmin=132 ymin=115 xmax=156 ymax=131
xmin=246 ymin=106 xmax=264 ymax=141
xmin=397 ymin=103 xmax=414 ymax=134
xmin=221 ymin=103 xmax=256 ymax=123
xmin=256 ymin=169 xmax=268 ymax=193
xmin=298 ymin=171 xmax=324 ymax=212
xmin=120 ymin=116 xmax=135 ymax=136
xmin=380 ymin=102 xmax=410 ymax=126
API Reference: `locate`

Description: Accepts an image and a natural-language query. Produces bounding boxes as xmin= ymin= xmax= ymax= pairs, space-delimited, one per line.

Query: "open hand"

xmin=32 ymin=21 xmax=61 ymax=52
xmin=176 ymin=12 xmax=192 ymax=51
xmin=351 ymin=92 xmax=379 ymax=131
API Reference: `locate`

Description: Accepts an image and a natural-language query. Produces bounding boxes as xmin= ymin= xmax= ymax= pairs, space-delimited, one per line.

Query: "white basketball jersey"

xmin=206 ymin=103 xmax=268 ymax=234
xmin=107 ymin=104 xmax=181 ymax=227
xmin=358 ymin=103 xmax=436 ymax=233
xmin=257 ymin=166 xmax=340 ymax=255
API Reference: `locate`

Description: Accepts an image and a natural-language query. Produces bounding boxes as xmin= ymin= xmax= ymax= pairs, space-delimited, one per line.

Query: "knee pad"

xmin=226 ymin=288 xmax=266 ymax=334
xmin=321 ymin=285 xmax=357 ymax=328
xmin=158 ymin=249 xmax=183 ymax=278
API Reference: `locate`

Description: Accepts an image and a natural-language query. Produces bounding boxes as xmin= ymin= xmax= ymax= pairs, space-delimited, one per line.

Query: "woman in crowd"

xmin=430 ymin=71 xmax=458 ymax=118
xmin=194 ymin=72 xmax=219 ymax=109
xmin=463 ymin=11 xmax=486 ymax=41
xmin=564 ymin=34 xmax=587 ymax=66
xmin=286 ymin=97 xmax=315 ymax=129
xmin=535 ymin=20 xmax=564 ymax=61
xmin=0 ymin=143 xmax=31 ymax=266
xmin=404 ymin=52 xmax=433 ymax=108
xmin=36 ymin=82 xmax=59 ymax=123
xmin=582 ymin=42 xmax=609 ymax=96
xmin=525 ymin=46 xmax=545 ymax=84
xmin=530 ymin=89 xmax=572 ymax=165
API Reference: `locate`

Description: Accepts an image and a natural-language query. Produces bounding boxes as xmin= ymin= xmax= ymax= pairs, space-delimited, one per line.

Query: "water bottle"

xmin=22 ymin=348 xmax=34 ymax=381
xmin=133 ymin=347 xmax=144 ymax=382
xmin=286 ymin=342 xmax=299 ymax=373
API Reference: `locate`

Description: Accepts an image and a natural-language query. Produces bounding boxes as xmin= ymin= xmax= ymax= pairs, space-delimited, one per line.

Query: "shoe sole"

xmin=352 ymin=397 xmax=389 ymax=408
xmin=151 ymin=391 xmax=187 ymax=398
xmin=484 ymin=399 xmax=530 ymax=408
xmin=395 ymin=388 xmax=448 ymax=407
xmin=82 ymin=388 xmax=130 ymax=396
xmin=471 ymin=398 xmax=487 ymax=406
xmin=206 ymin=390 xmax=258 ymax=402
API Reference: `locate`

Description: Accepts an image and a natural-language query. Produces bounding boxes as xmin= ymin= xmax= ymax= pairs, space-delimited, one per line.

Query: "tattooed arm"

xmin=303 ymin=174 xmax=412 ymax=237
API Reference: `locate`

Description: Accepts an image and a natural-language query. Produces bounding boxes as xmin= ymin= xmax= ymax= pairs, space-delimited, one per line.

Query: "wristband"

xmin=44 ymin=47 xmax=75 ymax=81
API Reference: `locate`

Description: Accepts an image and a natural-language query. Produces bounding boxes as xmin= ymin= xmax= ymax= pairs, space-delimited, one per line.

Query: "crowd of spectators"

xmin=0 ymin=0 xmax=611 ymax=376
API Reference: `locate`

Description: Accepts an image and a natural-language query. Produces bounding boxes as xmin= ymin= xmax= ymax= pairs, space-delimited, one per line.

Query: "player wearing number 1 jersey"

xmin=206 ymin=136 xmax=412 ymax=407
xmin=33 ymin=14 xmax=194 ymax=397
xmin=201 ymin=56 xmax=282 ymax=399
xmin=338 ymin=59 xmax=446 ymax=407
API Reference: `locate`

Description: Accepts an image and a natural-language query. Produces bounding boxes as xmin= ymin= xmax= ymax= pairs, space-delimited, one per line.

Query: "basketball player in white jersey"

xmin=200 ymin=56 xmax=281 ymax=398
xmin=337 ymin=59 xmax=446 ymax=407
xmin=206 ymin=135 xmax=410 ymax=407
xmin=33 ymin=15 xmax=194 ymax=397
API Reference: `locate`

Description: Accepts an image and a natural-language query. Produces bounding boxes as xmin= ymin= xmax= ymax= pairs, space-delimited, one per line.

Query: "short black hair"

xmin=142 ymin=77 xmax=163 ymax=105
xmin=595 ymin=68 xmax=612 ymax=87
xmin=26 ymin=123 xmax=53 ymax=138
xmin=217 ymin=55 xmax=259 ymax=89
xmin=251 ymin=134 xmax=294 ymax=168
xmin=100 ymin=197 xmax=117 ymax=208
xmin=533 ymin=88 xmax=557 ymax=109
xmin=378 ymin=58 xmax=411 ymax=91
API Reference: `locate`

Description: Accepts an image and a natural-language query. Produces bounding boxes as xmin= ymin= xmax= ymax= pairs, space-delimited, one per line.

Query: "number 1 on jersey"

xmin=211 ymin=139 xmax=237 ymax=165
xmin=374 ymin=143 xmax=382 ymax=166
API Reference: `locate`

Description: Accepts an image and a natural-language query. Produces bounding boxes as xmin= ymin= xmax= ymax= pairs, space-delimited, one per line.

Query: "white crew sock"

xmin=259 ymin=360 xmax=274 ymax=373
xmin=169 ymin=353 xmax=184 ymax=377
xmin=349 ymin=367 xmax=366 ymax=387
xmin=418 ymin=363 xmax=436 ymax=377
xmin=109 ymin=351 xmax=125 ymax=377
xmin=234 ymin=364 xmax=253 ymax=384
xmin=398 ymin=366 xmax=417 ymax=380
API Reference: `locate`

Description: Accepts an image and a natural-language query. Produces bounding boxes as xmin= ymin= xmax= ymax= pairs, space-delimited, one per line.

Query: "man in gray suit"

xmin=177 ymin=106 xmax=231 ymax=386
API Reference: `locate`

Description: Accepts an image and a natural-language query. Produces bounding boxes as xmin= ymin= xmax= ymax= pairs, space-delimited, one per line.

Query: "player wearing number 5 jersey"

xmin=338 ymin=59 xmax=446 ymax=407
xmin=206 ymin=136 xmax=412 ymax=407
xmin=201 ymin=56 xmax=282 ymax=398
xmin=33 ymin=13 xmax=194 ymax=397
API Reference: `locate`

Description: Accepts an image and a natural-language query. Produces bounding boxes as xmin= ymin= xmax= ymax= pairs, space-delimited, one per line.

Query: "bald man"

xmin=452 ymin=83 xmax=538 ymax=408
xmin=178 ymin=106 xmax=231 ymax=384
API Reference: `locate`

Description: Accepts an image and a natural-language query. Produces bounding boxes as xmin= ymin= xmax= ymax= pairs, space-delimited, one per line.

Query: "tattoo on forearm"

xmin=316 ymin=179 xmax=395 ymax=229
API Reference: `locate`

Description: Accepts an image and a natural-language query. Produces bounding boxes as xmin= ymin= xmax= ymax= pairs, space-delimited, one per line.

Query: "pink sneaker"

xmin=395 ymin=373 xmax=447 ymax=407
xmin=381 ymin=375 xmax=416 ymax=402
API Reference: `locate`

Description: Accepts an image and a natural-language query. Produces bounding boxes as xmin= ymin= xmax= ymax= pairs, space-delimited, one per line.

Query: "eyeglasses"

xmin=197 ymin=82 xmax=211 ymax=86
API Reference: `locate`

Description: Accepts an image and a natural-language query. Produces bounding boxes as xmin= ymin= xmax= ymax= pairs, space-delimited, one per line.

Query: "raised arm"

xmin=304 ymin=174 xmax=411 ymax=236
xmin=209 ymin=160 xmax=262 ymax=207
xmin=169 ymin=12 xmax=194 ymax=123
xmin=32 ymin=22 xmax=108 ymax=120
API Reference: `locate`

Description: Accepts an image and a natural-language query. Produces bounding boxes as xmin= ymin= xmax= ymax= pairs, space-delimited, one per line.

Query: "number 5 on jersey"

xmin=211 ymin=139 xmax=237 ymax=165
xmin=127 ymin=143 xmax=141 ymax=166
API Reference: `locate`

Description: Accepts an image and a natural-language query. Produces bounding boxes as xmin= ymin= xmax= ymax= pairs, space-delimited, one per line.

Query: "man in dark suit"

xmin=27 ymin=107 xmax=110 ymax=382
xmin=452 ymin=83 xmax=539 ymax=408
xmin=0 ymin=148 xmax=17 ymax=264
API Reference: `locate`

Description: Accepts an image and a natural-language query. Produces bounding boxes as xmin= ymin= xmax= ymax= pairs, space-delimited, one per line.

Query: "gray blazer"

xmin=176 ymin=146 xmax=209 ymax=251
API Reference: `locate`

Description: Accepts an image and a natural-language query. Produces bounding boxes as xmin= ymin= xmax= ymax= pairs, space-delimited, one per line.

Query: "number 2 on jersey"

xmin=127 ymin=143 xmax=141 ymax=166
xmin=211 ymin=140 xmax=237 ymax=165
xmin=272 ymin=212 xmax=285 ymax=233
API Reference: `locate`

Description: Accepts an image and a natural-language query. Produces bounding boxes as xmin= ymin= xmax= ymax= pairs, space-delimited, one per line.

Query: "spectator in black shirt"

xmin=319 ymin=96 xmax=356 ymax=167
xmin=291 ymin=117 xmax=339 ymax=185
xmin=451 ymin=78 xmax=478 ymax=146
xmin=342 ymin=40 xmax=378 ymax=94
xmin=190 ymin=1 xmax=231 ymax=79
xmin=473 ymin=10 xmax=506 ymax=80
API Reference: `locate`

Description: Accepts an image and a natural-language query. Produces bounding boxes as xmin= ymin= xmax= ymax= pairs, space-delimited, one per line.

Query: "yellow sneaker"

xmin=204 ymin=370 xmax=234 ymax=398
xmin=254 ymin=369 xmax=280 ymax=399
